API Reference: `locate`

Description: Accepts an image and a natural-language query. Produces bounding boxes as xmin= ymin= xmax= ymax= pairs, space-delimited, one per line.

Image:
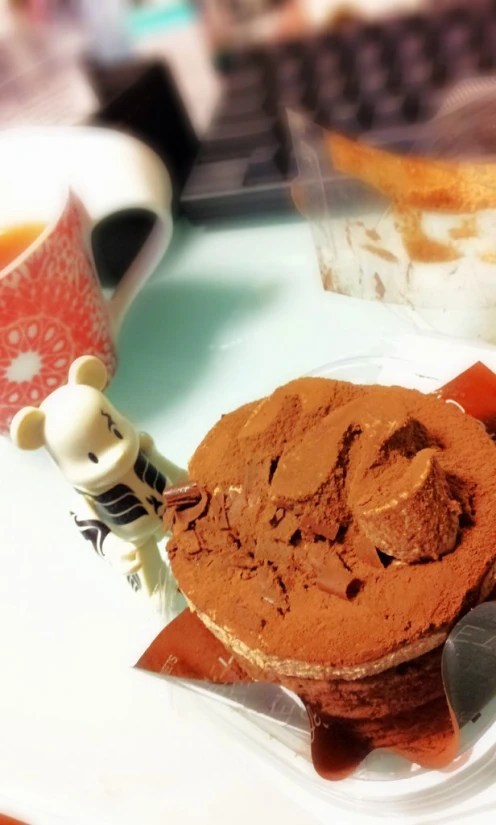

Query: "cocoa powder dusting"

xmin=163 ymin=373 xmax=496 ymax=774
xmin=168 ymin=378 xmax=496 ymax=672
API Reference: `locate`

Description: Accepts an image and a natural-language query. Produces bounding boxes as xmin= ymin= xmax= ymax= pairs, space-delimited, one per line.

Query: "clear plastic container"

xmin=288 ymin=80 xmax=496 ymax=344
xmin=167 ymin=356 xmax=496 ymax=819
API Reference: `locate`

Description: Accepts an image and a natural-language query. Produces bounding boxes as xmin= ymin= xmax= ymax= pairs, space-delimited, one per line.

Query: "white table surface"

xmin=0 ymin=216 xmax=490 ymax=825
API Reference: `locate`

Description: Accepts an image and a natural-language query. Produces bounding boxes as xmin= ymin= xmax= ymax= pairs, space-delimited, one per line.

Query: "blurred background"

xmin=3 ymin=0 xmax=496 ymax=223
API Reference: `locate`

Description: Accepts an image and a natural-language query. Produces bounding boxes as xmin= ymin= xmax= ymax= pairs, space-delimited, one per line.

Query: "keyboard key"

xmin=342 ymin=73 xmax=360 ymax=102
xmin=203 ymin=118 xmax=275 ymax=160
xmin=374 ymin=92 xmax=403 ymax=126
xmin=188 ymin=159 xmax=247 ymax=193
xmin=356 ymin=100 xmax=376 ymax=129
xmin=385 ymin=62 xmax=403 ymax=94
xmin=401 ymin=91 xmax=422 ymax=123
xmin=360 ymin=68 xmax=387 ymax=95
xmin=430 ymin=59 xmax=449 ymax=87
xmin=479 ymin=49 xmax=496 ymax=72
xmin=244 ymin=146 xmax=284 ymax=186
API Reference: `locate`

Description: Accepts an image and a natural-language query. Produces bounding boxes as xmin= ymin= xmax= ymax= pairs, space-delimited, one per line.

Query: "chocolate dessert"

xmin=164 ymin=378 xmax=496 ymax=771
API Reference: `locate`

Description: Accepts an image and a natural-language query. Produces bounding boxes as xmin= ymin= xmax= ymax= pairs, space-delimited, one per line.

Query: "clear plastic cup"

xmin=289 ymin=80 xmax=496 ymax=344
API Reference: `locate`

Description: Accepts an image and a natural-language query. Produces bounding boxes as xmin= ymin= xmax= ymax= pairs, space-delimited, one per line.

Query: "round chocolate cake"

xmin=165 ymin=378 xmax=496 ymax=768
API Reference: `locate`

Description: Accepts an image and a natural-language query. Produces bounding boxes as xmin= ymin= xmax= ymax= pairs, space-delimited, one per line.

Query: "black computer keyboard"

xmin=180 ymin=2 xmax=496 ymax=222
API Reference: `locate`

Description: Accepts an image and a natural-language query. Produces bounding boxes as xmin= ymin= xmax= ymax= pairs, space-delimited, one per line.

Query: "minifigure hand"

xmin=102 ymin=533 xmax=142 ymax=576
xmin=139 ymin=432 xmax=154 ymax=453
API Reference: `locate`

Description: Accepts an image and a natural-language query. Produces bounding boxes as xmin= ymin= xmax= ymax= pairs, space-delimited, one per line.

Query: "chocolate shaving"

xmin=258 ymin=565 xmax=275 ymax=591
xmin=226 ymin=490 xmax=247 ymax=531
xmin=301 ymin=516 xmax=339 ymax=542
xmin=269 ymin=506 xmax=285 ymax=526
xmin=258 ymin=565 xmax=289 ymax=612
xmin=163 ymin=482 xmax=208 ymax=535
xmin=243 ymin=462 xmax=259 ymax=494
xmin=163 ymin=481 xmax=203 ymax=509
xmin=228 ymin=488 xmax=261 ymax=520
xmin=230 ymin=550 xmax=259 ymax=570
xmin=353 ymin=532 xmax=384 ymax=569
xmin=315 ymin=555 xmax=362 ymax=600
xmin=181 ymin=490 xmax=208 ymax=524
xmin=210 ymin=492 xmax=230 ymax=530
xmin=174 ymin=509 xmax=194 ymax=534
xmin=181 ymin=531 xmax=202 ymax=556
xmin=271 ymin=497 xmax=294 ymax=510
xmin=240 ymin=567 xmax=259 ymax=580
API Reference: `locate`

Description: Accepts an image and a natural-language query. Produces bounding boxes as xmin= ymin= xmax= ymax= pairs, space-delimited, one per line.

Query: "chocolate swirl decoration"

xmin=163 ymin=482 xmax=208 ymax=534
xmin=352 ymin=448 xmax=461 ymax=563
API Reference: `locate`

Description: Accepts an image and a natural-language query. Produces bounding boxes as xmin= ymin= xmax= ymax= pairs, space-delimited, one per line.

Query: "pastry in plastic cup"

xmin=288 ymin=83 xmax=496 ymax=344
xmin=140 ymin=356 xmax=496 ymax=805
xmin=165 ymin=358 xmax=496 ymax=777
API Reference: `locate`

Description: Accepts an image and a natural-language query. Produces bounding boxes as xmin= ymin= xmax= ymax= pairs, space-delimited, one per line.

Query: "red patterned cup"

xmin=0 ymin=127 xmax=172 ymax=434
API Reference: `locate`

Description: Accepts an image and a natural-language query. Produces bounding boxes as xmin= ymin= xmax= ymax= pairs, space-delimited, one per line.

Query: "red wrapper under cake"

xmin=138 ymin=362 xmax=496 ymax=779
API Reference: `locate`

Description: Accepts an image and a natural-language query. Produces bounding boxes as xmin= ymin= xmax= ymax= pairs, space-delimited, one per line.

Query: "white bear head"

xmin=10 ymin=356 xmax=139 ymax=493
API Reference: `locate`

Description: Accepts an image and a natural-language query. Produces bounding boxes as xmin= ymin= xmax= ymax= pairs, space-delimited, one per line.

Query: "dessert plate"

xmin=171 ymin=355 xmax=496 ymax=813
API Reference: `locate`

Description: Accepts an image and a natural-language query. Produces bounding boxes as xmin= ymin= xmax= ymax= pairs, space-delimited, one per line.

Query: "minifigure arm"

xmin=69 ymin=492 xmax=141 ymax=576
xmin=139 ymin=432 xmax=188 ymax=485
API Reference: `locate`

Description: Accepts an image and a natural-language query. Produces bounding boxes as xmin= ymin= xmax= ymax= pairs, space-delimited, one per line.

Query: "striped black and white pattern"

xmin=71 ymin=512 xmax=110 ymax=557
xmin=90 ymin=484 xmax=148 ymax=526
xmin=134 ymin=450 xmax=166 ymax=495
xmin=71 ymin=512 xmax=142 ymax=591
xmin=127 ymin=574 xmax=142 ymax=592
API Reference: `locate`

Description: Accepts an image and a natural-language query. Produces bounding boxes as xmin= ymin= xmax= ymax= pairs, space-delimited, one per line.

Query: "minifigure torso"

xmin=77 ymin=448 xmax=167 ymax=544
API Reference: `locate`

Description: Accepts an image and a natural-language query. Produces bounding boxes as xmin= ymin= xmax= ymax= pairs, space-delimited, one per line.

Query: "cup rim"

xmin=0 ymin=186 xmax=71 ymax=280
xmin=0 ymin=125 xmax=172 ymax=282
